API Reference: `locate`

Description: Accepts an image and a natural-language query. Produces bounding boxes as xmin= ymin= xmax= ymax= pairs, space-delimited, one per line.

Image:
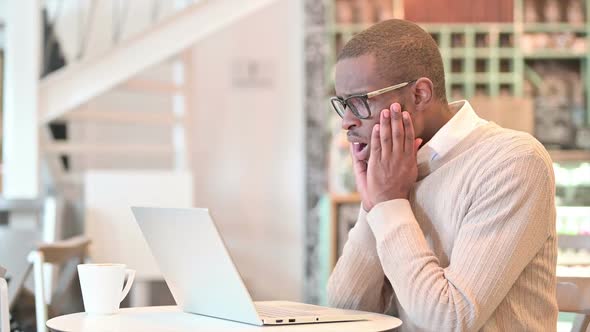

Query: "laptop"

xmin=131 ymin=206 xmax=368 ymax=326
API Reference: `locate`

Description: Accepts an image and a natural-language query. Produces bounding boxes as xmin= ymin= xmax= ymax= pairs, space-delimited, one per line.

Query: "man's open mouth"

xmin=352 ymin=142 xmax=367 ymax=152
xmin=352 ymin=142 xmax=369 ymax=161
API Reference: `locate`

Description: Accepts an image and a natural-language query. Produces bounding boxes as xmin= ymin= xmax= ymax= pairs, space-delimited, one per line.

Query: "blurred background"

xmin=0 ymin=0 xmax=588 ymax=331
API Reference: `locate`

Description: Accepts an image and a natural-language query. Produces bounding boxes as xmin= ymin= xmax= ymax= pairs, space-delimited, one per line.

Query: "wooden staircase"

xmin=37 ymin=0 xmax=277 ymax=193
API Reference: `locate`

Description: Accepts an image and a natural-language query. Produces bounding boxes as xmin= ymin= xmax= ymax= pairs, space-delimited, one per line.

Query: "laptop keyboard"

xmin=255 ymin=303 xmax=321 ymax=318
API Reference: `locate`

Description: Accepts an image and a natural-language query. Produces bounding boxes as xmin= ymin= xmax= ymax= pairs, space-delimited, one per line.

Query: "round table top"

xmin=47 ymin=306 xmax=402 ymax=332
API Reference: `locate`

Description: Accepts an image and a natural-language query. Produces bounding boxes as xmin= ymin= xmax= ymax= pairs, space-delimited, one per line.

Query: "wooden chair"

xmin=558 ymin=233 xmax=590 ymax=332
xmin=1 ymin=265 xmax=9 ymax=332
xmin=27 ymin=236 xmax=90 ymax=332
xmin=557 ymin=276 xmax=590 ymax=332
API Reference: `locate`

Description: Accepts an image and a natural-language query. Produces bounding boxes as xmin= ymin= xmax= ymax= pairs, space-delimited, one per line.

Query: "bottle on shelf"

xmin=376 ymin=0 xmax=393 ymax=21
xmin=571 ymin=36 xmax=587 ymax=54
xmin=335 ymin=0 xmax=354 ymax=24
xmin=524 ymin=0 xmax=539 ymax=22
xmin=567 ymin=0 xmax=585 ymax=25
xmin=544 ymin=0 xmax=561 ymax=23
xmin=357 ymin=0 xmax=375 ymax=24
xmin=553 ymin=32 xmax=575 ymax=51
xmin=475 ymin=33 xmax=489 ymax=48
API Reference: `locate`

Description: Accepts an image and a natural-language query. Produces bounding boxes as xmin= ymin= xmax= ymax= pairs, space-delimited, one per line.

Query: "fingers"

xmin=371 ymin=124 xmax=381 ymax=162
xmin=414 ymin=138 xmax=423 ymax=158
xmin=402 ymin=111 xmax=415 ymax=155
xmin=379 ymin=109 xmax=392 ymax=160
xmin=349 ymin=143 xmax=367 ymax=173
xmin=390 ymin=103 xmax=404 ymax=155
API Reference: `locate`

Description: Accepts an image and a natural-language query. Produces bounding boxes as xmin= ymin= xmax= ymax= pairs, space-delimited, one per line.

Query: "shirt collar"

xmin=417 ymin=100 xmax=487 ymax=164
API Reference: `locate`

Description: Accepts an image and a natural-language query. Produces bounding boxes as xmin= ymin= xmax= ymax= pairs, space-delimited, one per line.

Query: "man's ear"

xmin=412 ymin=77 xmax=434 ymax=111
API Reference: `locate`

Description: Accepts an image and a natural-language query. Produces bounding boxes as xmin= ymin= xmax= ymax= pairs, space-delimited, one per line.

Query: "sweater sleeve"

xmin=327 ymin=204 xmax=394 ymax=313
xmin=366 ymin=153 xmax=555 ymax=331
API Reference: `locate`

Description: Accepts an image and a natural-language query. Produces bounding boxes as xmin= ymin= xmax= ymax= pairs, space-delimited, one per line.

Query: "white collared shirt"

xmin=417 ymin=100 xmax=488 ymax=165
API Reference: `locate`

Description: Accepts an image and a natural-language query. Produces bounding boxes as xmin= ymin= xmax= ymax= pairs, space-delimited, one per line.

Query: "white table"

xmin=47 ymin=306 xmax=402 ymax=332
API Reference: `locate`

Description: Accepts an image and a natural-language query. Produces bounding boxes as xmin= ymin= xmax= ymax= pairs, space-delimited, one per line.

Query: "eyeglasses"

xmin=330 ymin=80 xmax=416 ymax=119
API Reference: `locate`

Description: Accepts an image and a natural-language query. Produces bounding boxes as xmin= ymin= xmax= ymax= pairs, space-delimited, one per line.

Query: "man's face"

xmin=334 ymin=54 xmax=417 ymax=162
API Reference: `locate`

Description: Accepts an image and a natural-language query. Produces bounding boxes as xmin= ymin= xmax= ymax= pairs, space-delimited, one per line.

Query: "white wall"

xmin=0 ymin=0 xmax=6 ymax=47
xmin=2 ymin=1 xmax=40 ymax=198
xmin=68 ymin=88 xmax=175 ymax=172
xmin=44 ymin=0 xmax=190 ymax=173
xmin=36 ymin=0 xmax=305 ymax=301
xmin=189 ymin=0 xmax=304 ymax=301
xmin=0 ymin=0 xmax=6 ymax=22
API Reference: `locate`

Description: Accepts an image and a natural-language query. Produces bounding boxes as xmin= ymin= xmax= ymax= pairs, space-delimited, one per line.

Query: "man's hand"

xmin=366 ymin=103 xmax=422 ymax=209
xmin=350 ymin=143 xmax=374 ymax=212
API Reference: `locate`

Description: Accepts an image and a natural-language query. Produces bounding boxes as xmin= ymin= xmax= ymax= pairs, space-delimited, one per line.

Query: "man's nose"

xmin=341 ymin=108 xmax=361 ymax=130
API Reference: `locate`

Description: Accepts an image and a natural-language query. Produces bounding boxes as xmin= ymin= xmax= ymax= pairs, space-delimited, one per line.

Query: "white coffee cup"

xmin=78 ymin=264 xmax=135 ymax=315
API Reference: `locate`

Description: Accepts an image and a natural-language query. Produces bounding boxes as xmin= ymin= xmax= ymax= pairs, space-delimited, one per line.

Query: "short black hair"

xmin=338 ymin=19 xmax=447 ymax=102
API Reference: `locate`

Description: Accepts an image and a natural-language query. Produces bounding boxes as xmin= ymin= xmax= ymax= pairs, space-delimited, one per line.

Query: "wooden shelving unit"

xmin=549 ymin=150 xmax=590 ymax=163
xmin=326 ymin=0 xmax=590 ymax=126
xmin=423 ymin=24 xmax=521 ymax=98
xmin=523 ymin=23 xmax=587 ymax=33
xmin=324 ymin=0 xmax=590 ymax=280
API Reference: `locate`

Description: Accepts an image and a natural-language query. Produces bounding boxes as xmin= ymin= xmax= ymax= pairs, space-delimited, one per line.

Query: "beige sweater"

xmin=328 ymin=122 xmax=558 ymax=331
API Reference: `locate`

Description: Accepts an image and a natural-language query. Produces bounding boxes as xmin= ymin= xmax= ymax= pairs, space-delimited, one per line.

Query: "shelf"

xmin=497 ymin=49 xmax=517 ymax=57
xmin=422 ymin=23 xmax=514 ymax=32
xmin=448 ymin=48 xmax=468 ymax=57
xmin=473 ymin=49 xmax=492 ymax=57
xmin=557 ymin=266 xmax=590 ymax=277
xmin=558 ymin=234 xmax=590 ymax=250
xmin=447 ymin=74 xmax=467 ymax=83
xmin=523 ymin=23 xmax=587 ymax=33
xmin=472 ymin=49 xmax=516 ymax=57
xmin=523 ymin=52 xmax=587 ymax=59
xmin=498 ymin=73 xmax=516 ymax=82
xmin=557 ymin=206 xmax=590 ymax=213
xmin=549 ymin=150 xmax=590 ymax=162
xmin=332 ymin=23 xmax=518 ymax=34
xmin=473 ymin=74 xmax=490 ymax=83
xmin=446 ymin=74 xmax=514 ymax=84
